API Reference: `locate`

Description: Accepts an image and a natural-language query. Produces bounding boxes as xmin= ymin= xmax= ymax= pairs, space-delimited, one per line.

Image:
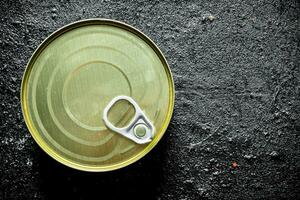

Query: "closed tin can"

xmin=21 ymin=19 xmax=174 ymax=171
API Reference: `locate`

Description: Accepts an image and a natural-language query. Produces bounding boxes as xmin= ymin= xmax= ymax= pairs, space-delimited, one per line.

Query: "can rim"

xmin=20 ymin=18 xmax=175 ymax=172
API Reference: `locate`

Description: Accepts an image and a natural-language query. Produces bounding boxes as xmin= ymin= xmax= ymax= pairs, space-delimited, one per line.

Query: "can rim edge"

xmin=20 ymin=18 xmax=175 ymax=172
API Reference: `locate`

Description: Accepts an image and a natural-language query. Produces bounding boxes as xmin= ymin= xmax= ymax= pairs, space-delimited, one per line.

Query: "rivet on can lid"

xmin=134 ymin=124 xmax=147 ymax=138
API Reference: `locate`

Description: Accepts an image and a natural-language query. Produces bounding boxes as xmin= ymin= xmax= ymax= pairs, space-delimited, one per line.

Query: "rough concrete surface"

xmin=0 ymin=0 xmax=299 ymax=199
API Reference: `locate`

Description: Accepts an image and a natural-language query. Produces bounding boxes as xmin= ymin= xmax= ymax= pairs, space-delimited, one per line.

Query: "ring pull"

xmin=103 ymin=96 xmax=155 ymax=144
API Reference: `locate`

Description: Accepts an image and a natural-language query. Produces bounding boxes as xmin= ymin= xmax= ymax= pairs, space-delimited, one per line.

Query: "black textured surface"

xmin=1 ymin=0 xmax=300 ymax=199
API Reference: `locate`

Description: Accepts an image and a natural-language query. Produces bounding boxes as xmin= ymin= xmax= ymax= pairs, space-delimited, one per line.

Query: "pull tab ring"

xmin=103 ymin=96 xmax=154 ymax=144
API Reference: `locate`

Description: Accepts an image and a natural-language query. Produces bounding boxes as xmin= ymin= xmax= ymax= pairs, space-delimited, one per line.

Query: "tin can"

xmin=21 ymin=19 xmax=174 ymax=171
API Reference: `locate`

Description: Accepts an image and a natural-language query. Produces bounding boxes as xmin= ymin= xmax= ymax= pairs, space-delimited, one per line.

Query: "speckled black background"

xmin=0 ymin=0 xmax=299 ymax=199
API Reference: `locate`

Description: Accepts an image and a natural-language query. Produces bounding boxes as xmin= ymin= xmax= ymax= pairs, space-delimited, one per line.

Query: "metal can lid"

xmin=21 ymin=19 xmax=174 ymax=171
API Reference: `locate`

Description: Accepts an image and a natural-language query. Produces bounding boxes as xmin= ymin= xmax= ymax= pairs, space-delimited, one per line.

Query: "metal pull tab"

xmin=103 ymin=96 xmax=154 ymax=144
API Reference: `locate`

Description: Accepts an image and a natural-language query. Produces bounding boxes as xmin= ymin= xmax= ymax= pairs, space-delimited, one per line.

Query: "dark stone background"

xmin=0 ymin=0 xmax=299 ymax=199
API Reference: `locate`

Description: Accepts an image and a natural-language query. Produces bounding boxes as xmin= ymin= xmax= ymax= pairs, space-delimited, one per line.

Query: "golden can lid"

xmin=21 ymin=19 xmax=174 ymax=171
